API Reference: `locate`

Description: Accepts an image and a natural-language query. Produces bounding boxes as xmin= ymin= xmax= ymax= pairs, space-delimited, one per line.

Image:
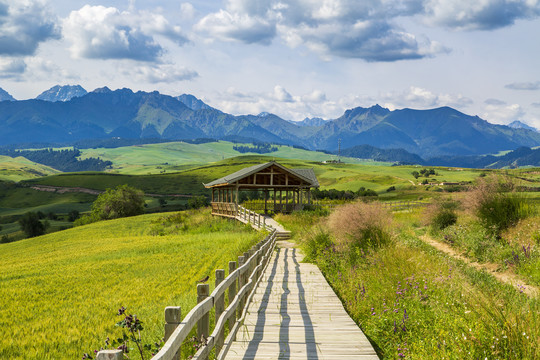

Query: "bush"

xmin=468 ymin=176 xmax=531 ymax=237
xmin=328 ymin=202 xmax=392 ymax=250
xmin=19 ymin=212 xmax=46 ymax=238
xmin=188 ymin=195 xmax=210 ymax=209
xmin=430 ymin=208 xmax=458 ymax=231
xmin=68 ymin=210 xmax=80 ymax=222
xmin=75 ymin=185 xmax=144 ymax=226
xmin=303 ymin=229 xmax=333 ymax=262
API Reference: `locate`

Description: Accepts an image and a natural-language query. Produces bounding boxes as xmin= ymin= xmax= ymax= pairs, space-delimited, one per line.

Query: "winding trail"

xmin=420 ymin=234 xmax=539 ymax=297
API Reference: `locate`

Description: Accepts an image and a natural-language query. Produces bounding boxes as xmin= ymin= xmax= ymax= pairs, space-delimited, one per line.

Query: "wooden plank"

xmin=223 ymin=242 xmax=378 ymax=360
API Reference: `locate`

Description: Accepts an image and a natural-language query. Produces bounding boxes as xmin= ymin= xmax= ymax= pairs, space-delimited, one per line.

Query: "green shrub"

xmin=469 ymin=177 xmax=531 ymax=237
xmin=303 ymin=229 xmax=332 ymax=262
xmin=18 ymin=212 xmax=46 ymax=238
xmin=431 ymin=208 xmax=458 ymax=231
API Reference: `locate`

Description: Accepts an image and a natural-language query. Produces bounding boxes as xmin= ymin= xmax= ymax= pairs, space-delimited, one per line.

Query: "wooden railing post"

xmin=237 ymin=255 xmax=246 ymax=316
xmin=164 ymin=306 xmax=181 ymax=360
xmin=197 ymin=283 xmax=210 ymax=360
xmin=96 ymin=350 xmax=123 ymax=360
xmin=228 ymin=261 xmax=237 ymax=329
xmin=215 ymin=269 xmax=225 ymax=355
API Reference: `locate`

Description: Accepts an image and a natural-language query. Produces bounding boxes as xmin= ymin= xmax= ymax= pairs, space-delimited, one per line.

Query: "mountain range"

xmin=1 ymin=85 xmax=540 ymax=162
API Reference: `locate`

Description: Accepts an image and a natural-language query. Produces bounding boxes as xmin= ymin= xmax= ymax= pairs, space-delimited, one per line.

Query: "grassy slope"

xmin=25 ymin=156 xmax=484 ymax=195
xmin=79 ymin=141 xmax=385 ymax=174
xmin=0 ymin=209 xmax=261 ymax=359
xmin=276 ymin=207 xmax=540 ymax=359
xmin=0 ymin=155 xmax=59 ymax=181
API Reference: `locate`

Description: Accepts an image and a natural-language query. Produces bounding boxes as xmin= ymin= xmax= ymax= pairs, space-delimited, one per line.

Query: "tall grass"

xmin=282 ymin=207 xmax=540 ymax=359
xmin=327 ymin=202 xmax=392 ymax=250
xmin=468 ymin=176 xmax=532 ymax=237
xmin=0 ymin=209 xmax=260 ymax=359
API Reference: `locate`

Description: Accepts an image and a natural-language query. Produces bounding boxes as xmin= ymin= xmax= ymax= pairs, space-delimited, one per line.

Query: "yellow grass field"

xmin=0 ymin=209 xmax=260 ymax=359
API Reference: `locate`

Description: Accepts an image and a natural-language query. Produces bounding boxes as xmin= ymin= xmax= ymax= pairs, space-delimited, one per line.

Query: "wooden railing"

xmin=96 ymin=228 xmax=278 ymax=360
xmin=211 ymin=202 xmax=238 ymax=218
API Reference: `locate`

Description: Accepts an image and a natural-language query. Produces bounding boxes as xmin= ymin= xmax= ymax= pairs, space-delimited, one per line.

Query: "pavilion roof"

xmin=203 ymin=161 xmax=319 ymax=188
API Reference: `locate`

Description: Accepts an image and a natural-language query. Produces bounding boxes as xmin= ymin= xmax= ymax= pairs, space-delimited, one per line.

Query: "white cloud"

xmin=482 ymin=102 xmax=525 ymax=124
xmin=0 ymin=59 xmax=27 ymax=79
xmin=505 ymin=81 xmax=540 ymax=90
xmin=380 ymin=86 xmax=473 ymax=110
xmin=195 ymin=9 xmax=276 ymax=44
xmin=196 ymin=0 xmax=540 ymax=62
xmin=127 ymin=63 xmax=198 ymax=83
xmin=272 ymin=85 xmax=293 ymax=102
xmin=196 ymin=0 xmax=445 ymax=61
xmin=215 ymin=86 xmax=337 ymax=120
xmin=63 ymin=5 xmax=188 ymax=61
xmin=0 ymin=0 xmax=60 ymax=56
xmin=180 ymin=3 xmax=196 ymax=20
xmin=423 ymin=0 xmax=540 ymax=30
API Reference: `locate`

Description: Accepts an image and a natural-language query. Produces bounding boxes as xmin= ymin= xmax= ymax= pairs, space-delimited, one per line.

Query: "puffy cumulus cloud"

xmin=180 ymin=3 xmax=196 ymax=20
xmin=216 ymin=86 xmax=337 ymax=120
xmin=196 ymin=0 xmax=445 ymax=61
xmin=272 ymin=85 xmax=293 ymax=102
xmin=197 ymin=0 xmax=540 ymax=61
xmin=127 ymin=64 xmax=199 ymax=83
xmin=281 ymin=20 xmax=446 ymax=62
xmin=24 ymin=57 xmax=80 ymax=81
xmin=195 ymin=9 xmax=276 ymax=44
xmin=505 ymin=81 xmax=540 ymax=90
xmin=0 ymin=0 xmax=61 ymax=56
xmin=422 ymin=0 xmax=540 ymax=30
xmin=0 ymin=59 xmax=27 ymax=79
xmin=482 ymin=102 xmax=525 ymax=124
xmin=63 ymin=5 xmax=188 ymax=61
xmin=381 ymin=86 xmax=473 ymax=110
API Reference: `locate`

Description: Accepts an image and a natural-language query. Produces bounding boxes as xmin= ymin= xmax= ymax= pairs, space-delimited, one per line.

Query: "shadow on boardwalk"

xmin=224 ymin=239 xmax=379 ymax=360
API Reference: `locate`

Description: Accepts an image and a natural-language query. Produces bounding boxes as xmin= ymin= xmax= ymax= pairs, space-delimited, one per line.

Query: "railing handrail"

xmin=150 ymin=226 xmax=277 ymax=360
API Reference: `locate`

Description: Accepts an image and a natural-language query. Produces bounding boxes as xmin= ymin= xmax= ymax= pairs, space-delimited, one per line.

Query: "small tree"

xmin=68 ymin=210 xmax=80 ymax=222
xmin=75 ymin=185 xmax=145 ymax=226
xmin=19 ymin=212 xmax=46 ymax=238
xmin=188 ymin=195 xmax=209 ymax=209
xmin=91 ymin=185 xmax=145 ymax=220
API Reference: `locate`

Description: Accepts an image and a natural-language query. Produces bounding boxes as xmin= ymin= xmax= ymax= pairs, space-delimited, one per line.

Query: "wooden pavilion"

xmin=204 ymin=161 xmax=319 ymax=217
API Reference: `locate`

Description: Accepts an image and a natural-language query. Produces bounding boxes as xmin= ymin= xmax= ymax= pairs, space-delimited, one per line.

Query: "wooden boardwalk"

xmin=224 ymin=240 xmax=379 ymax=360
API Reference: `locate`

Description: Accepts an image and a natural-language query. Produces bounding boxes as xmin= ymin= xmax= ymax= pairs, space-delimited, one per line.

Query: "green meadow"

xmin=79 ymin=141 xmax=383 ymax=174
xmin=0 ymin=209 xmax=261 ymax=359
xmin=276 ymin=200 xmax=540 ymax=359
xmin=0 ymin=155 xmax=59 ymax=182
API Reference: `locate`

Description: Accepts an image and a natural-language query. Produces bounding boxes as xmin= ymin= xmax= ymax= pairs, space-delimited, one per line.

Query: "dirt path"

xmin=420 ymin=234 xmax=539 ymax=297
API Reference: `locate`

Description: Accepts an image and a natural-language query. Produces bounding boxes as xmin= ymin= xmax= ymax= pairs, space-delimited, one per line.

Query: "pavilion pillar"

xmin=264 ymin=190 xmax=268 ymax=215
xmin=300 ymin=187 xmax=303 ymax=209
xmin=273 ymin=188 xmax=276 ymax=213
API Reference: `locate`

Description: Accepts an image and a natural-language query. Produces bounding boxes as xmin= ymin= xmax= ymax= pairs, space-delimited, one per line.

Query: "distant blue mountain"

xmin=0 ymin=87 xmax=15 ymax=101
xmin=508 ymin=120 xmax=538 ymax=132
xmin=0 ymin=87 xmax=539 ymax=159
xmin=176 ymin=94 xmax=214 ymax=110
xmin=36 ymin=85 xmax=87 ymax=102
xmin=296 ymin=117 xmax=327 ymax=127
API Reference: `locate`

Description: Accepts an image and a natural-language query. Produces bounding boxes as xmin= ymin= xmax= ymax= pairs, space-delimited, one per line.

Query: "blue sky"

xmin=1 ymin=0 xmax=540 ymax=128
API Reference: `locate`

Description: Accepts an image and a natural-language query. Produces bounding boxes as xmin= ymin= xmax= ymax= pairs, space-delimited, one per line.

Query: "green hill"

xmin=0 ymin=209 xmax=260 ymax=359
xmin=0 ymin=155 xmax=59 ymax=181
xmin=79 ymin=141 xmax=378 ymax=175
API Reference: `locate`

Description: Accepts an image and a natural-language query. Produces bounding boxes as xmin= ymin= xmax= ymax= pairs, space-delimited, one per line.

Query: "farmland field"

xmin=0 ymin=209 xmax=261 ymax=359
